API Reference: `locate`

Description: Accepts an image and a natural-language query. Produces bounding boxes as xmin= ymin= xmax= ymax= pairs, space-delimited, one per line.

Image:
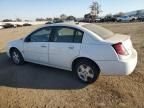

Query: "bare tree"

xmin=46 ymin=17 xmax=53 ymax=21
xmin=36 ymin=18 xmax=45 ymax=21
xmin=16 ymin=18 xmax=22 ymax=22
xmin=60 ymin=14 xmax=67 ymax=20
xmin=90 ymin=1 xmax=101 ymax=22
xmin=2 ymin=19 xmax=13 ymax=22
xmin=66 ymin=16 xmax=76 ymax=21
xmin=105 ymin=14 xmax=112 ymax=17
xmin=116 ymin=12 xmax=125 ymax=17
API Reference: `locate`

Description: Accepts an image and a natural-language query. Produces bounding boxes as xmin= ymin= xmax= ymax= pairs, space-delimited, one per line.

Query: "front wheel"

xmin=74 ymin=60 xmax=100 ymax=83
xmin=10 ymin=49 xmax=24 ymax=65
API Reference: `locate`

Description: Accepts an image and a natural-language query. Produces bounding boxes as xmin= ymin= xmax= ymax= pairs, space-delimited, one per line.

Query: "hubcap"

xmin=77 ymin=64 xmax=94 ymax=82
xmin=12 ymin=51 xmax=20 ymax=64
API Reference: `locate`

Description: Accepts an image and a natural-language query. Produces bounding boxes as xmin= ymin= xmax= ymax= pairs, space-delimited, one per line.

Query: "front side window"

xmin=52 ymin=27 xmax=83 ymax=43
xmin=27 ymin=28 xmax=52 ymax=42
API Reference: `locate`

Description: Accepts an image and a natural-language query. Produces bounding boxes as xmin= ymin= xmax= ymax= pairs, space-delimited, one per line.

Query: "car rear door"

xmin=49 ymin=26 xmax=84 ymax=68
xmin=24 ymin=27 xmax=52 ymax=64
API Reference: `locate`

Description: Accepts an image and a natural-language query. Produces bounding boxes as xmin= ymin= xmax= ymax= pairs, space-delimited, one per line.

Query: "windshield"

xmin=82 ymin=24 xmax=114 ymax=39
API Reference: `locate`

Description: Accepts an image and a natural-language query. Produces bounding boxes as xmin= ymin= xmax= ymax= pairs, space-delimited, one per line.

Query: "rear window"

xmin=82 ymin=24 xmax=114 ymax=39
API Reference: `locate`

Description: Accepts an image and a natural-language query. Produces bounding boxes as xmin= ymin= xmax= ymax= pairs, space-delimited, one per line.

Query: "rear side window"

xmin=74 ymin=30 xmax=83 ymax=43
xmin=83 ymin=24 xmax=114 ymax=39
xmin=52 ymin=27 xmax=83 ymax=43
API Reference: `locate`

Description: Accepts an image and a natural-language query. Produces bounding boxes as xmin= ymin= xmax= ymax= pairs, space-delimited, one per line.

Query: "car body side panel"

xmin=7 ymin=39 xmax=24 ymax=57
xmin=49 ymin=42 xmax=81 ymax=69
xmin=79 ymin=44 xmax=118 ymax=61
xmin=96 ymin=48 xmax=137 ymax=75
xmin=24 ymin=42 xmax=49 ymax=64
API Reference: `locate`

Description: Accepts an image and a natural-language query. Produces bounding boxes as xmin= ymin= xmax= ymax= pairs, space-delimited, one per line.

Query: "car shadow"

xmin=0 ymin=52 xmax=87 ymax=90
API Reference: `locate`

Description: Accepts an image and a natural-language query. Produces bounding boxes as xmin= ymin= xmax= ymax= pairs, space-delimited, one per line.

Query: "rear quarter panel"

xmin=80 ymin=44 xmax=118 ymax=61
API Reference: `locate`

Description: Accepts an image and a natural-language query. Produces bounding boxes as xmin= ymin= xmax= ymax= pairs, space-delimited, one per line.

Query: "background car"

xmin=6 ymin=23 xmax=137 ymax=83
xmin=23 ymin=23 xmax=32 ymax=26
xmin=16 ymin=24 xmax=23 ymax=27
xmin=100 ymin=16 xmax=116 ymax=22
xmin=3 ymin=23 xmax=15 ymax=28
xmin=45 ymin=21 xmax=53 ymax=24
xmin=116 ymin=16 xmax=133 ymax=22
xmin=130 ymin=16 xmax=138 ymax=21
xmin=138 ymin=16 xmax=144 ymax=22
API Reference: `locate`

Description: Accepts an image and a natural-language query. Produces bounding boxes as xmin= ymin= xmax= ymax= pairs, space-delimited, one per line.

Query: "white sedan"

xmin=6 ymin=23 xmax=138 ymax=83
xmin=116 ymin=16 xmax=136 ymax=22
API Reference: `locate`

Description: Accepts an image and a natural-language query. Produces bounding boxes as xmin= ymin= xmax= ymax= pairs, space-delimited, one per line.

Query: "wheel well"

xmin=9 ymin=47 xmax=19 ymax=56
xmin=72 ymin=57 xmax=100 ymax=72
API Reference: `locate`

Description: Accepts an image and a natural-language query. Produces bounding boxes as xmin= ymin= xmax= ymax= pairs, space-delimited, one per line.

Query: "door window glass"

xmin=30 ymin=28 xmax=51 ymax=42
xmin=53 ymin=27 xmax=83 ymax=43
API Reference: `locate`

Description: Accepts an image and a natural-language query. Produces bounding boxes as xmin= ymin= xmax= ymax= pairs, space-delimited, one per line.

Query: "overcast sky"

xmin=0 ymin=0 xmax=144 ymax=20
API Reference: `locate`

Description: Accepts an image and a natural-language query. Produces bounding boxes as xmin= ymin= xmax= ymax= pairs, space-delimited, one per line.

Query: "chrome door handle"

xmin=68 ymin=46 xmax=74 ymax=49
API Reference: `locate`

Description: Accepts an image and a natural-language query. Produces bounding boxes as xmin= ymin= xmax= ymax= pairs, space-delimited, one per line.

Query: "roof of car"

xmin=43 ymin=22 xmax=88 ymax=28
xmin=32 ymin=22 xmax=107 ymax=41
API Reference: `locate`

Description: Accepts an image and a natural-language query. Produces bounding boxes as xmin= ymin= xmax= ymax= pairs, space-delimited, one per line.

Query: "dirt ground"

xmin=0 ymin=22 xmax=144 ymax=108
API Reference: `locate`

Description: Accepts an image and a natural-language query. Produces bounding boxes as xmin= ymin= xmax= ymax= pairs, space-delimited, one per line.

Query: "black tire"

xmin=10 ymin=49 xmax=24 ymax=65
xmin=74 ymin=59 xmax=100 ymax=84
xmin=118 ymin=19 xmax=122 ymax=22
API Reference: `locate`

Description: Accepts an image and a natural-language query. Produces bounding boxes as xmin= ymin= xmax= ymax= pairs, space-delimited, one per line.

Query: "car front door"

xmin=49 ymin=26 xmax=84 ymax=68
xmin=24 ymin=27 xmax=52 ymax=64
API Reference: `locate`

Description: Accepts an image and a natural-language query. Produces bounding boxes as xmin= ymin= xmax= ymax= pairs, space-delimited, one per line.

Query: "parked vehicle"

xmin=116 ymin=16 xmax=136 ymax=22
xmin=95 ymin=18 xmax=101 ymax=22
xmin=45 ymin=21 xmax=53 ymax=24
xmin=100 ymin=16 xmax=116 ymax=22
xmin=138 ymin=16 xmax=144 ymax=22
xmin=16 ymin=24 xmax=23 ymax=27
xmin=23 ymin=23 xmax=32 ymax=26
xmin=117 ymin=16 xmax=128 ymax=22
xmin=3 ymin=23 xmax=15 ymax=28
xmin=6 ymin=23 xmax=137 ymax=83
xmin=130 ymin=16 xmax=138 ymax=21
xmin=82 ymin=18 xmax=92 ymax=23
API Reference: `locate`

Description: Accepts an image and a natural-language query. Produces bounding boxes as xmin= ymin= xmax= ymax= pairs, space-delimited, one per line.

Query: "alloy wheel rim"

xmin=77 ymin=64 xmax=94 ymax=82
xmin=12 ymin=51 xmax=20 ymax=64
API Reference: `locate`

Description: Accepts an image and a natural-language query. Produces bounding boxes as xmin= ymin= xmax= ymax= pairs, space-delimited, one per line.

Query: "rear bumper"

xmin=96 ymin=49 xmax=137 ymax=75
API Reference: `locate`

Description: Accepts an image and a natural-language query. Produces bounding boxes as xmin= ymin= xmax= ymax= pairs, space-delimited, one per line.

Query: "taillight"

xmin=112 ymin=42 xmax=129 ymax=56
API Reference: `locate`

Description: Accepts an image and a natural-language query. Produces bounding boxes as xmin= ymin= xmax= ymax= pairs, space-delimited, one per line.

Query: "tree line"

xmin=1 ymin=14 xmax=76 ymax=22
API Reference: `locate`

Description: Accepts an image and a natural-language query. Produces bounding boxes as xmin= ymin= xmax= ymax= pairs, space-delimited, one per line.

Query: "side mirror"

xmin=24 ymin=37 xmax=31 ymax=42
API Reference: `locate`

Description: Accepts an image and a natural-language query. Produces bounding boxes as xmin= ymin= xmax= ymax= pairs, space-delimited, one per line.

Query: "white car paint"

xmin=6 ymin=23 xmax=137 ymax=76
xmin=24 ymin=42 xmax=49 ymax=64
xmin=116 ymin=16 xmax=134 ymax=22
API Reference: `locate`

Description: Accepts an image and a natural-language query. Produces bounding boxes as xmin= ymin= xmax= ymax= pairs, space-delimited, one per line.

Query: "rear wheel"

xmin=74 ymin=59 xmax=100 ymax=83
xmin=10 ymin=49 xmax=24 ymax=65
